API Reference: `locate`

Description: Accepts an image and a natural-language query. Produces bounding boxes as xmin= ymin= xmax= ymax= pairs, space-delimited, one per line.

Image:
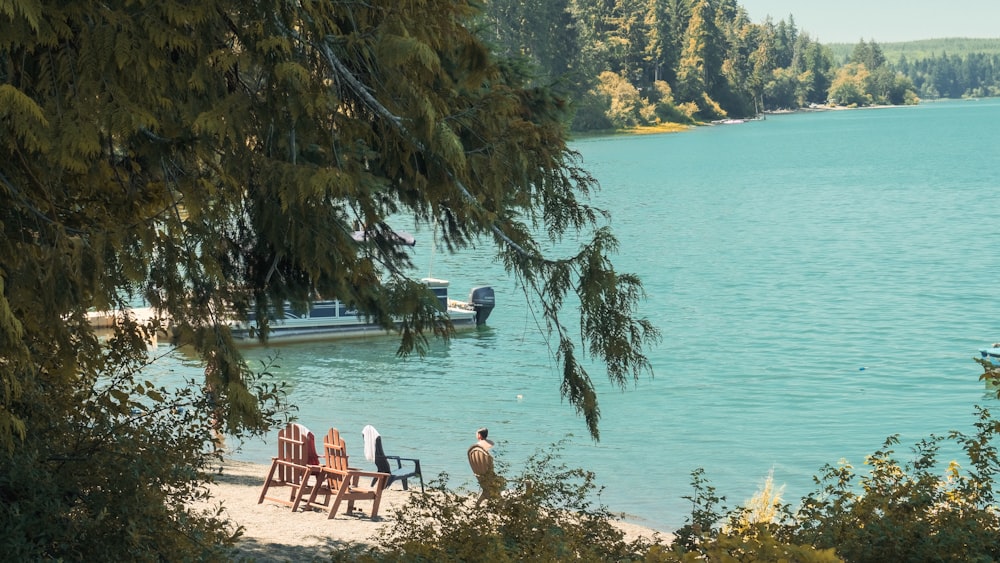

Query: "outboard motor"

xmin=469 ymin=286 xmax=495 ymax=326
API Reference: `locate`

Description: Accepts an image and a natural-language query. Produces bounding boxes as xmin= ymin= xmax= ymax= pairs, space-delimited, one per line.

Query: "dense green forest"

xmin=826 ymin=38 xmax=1000 ymax=64
xmin=476 ymin=0 xmax=1000 ymax=131
xmin=831 ymin=38 xmax=1000 ymax=99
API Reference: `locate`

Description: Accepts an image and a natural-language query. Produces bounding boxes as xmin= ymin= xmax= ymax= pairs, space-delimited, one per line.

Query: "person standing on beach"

xmin=470 ymin=427 xmax=502 ymax=505
xmin=475 ymin=427 xmax=494 ymax=453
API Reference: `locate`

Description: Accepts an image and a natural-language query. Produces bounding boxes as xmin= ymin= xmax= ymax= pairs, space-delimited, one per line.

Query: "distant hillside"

xmin=826 ymin=38 xmax=1000 ymax=64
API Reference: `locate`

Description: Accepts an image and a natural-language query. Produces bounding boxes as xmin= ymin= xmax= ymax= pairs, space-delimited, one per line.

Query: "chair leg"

xmin=327 ymin=487 xmax=349 ymax=519
xmin=316 ymin=477 xmax=331 ymax=506
xmin=303 ymin=473 xmax=330 ymax=511
xmin=290 ymin=472 xmax=314 ymax=512
xmin=257 ymin=462 xmax=279 ymax=504
xmin=377 ymin=475 xmax=396 ymax=490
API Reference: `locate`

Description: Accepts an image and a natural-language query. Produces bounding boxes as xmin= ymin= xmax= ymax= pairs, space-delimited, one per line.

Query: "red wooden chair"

xmin=305 ymin=428 xmax=389 ymax=519
xmin=258 ymin=423 xmax=327 ymax=511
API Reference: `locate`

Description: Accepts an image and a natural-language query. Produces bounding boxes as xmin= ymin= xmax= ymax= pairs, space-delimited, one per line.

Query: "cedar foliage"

xmin=1 ymin=0 xmax=657 ymax=558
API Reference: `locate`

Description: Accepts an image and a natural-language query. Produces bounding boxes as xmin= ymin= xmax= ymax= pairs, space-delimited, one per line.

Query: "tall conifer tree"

xmin=0 ymin=1 xmax=656 ymax=558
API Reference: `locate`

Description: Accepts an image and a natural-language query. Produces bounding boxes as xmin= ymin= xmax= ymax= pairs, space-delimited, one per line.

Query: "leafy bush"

xmin=663 ymin=469 xmax=835 ymax=562
xmin=675 ymin=102 xmax=701 ymax=122
xmin=326 ymin=445 xmax=838 ymax=563
xmin=786 ymin=407 xmax=1000 ymax=562
xmin=570 ymin=90 xmax=615 ymax=132
xmin=319 ymin=377 xmax=1000 ymax=562
xmin=695 ymin=93 xmax=727 ymax=121
xmin=0 ymin=330 xmax=288 ymax=561
xmin=596 ymin=71 xmax=643 ymax=128
xmin=335 ymin=442 xmax=656 ymax=562
xmin=671 ymin=407 xmax=1000 ymax=563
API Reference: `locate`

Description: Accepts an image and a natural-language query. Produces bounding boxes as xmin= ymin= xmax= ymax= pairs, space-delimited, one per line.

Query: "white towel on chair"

xmin=362 ymin=424 xmax=380 ymax=462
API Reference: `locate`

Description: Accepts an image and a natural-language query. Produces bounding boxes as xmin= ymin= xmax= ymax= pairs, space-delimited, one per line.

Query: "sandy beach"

xmin=192 ymin=459 xmax=670 ymax=561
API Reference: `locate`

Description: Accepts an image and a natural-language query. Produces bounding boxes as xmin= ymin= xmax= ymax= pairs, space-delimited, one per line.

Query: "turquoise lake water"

xmin=160 ymin=99 xmax=1000 ymax=532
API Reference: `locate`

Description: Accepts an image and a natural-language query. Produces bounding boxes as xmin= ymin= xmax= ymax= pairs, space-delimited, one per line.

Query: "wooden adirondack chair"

xmin=306 ymin=428 xmax=390 ymax=519
xmin=258 ymin=423 xmax=327 ymax=511
xmin=467 ymin=444 xmax=504 ymax=506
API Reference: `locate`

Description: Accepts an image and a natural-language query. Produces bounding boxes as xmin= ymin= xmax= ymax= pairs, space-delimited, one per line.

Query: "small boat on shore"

xmin=979 ymin=346 xmax=1000 ymax=367
xmin=88 ymin=278 xmax=495 ymax=345
xmin=90 ymin=231 xmax=495 ymax=345
xmin=87 ymin=306 xmax=162 ymax=330
xmin=229 ymin=278 xmax=495 ymax=345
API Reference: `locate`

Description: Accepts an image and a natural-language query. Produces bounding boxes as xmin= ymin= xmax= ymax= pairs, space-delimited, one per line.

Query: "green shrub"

xmin=595 ymin=71 xmax=643 ymax=128
xmin=330 ymin=404 xmax=1000 ymax=562
xmin=664 ymin=469 xmax=837 ymax=562
xmin=343 ymin=442 xmax=655 ymax=562
xmin=0 ymin=336 xmax=288 ymax=561
xmin=330 ymin=445 xmax=838 ymax=563
xmin=787 ymin=407 xmax=1000 ymax=562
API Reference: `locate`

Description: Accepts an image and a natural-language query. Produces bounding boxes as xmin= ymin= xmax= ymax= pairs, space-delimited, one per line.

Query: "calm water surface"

xmin=160 ymin=100 xmax=1000 ymax=531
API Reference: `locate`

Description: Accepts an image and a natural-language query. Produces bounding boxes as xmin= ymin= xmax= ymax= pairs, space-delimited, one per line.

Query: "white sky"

xmin=739 ymin=0 xmax=1000 ymax=43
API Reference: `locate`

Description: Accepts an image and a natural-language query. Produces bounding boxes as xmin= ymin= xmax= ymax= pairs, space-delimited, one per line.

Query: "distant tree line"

xmin=474 ymin=0 xmax=1000 ymax=131
xmin=826 ymin=38 xmax=1000 ymax=68
xmin=898 ymin=52 xmax=1000 ymax=99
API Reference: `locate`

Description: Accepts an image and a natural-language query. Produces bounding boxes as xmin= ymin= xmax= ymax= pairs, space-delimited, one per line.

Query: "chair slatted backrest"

xmin=373 ymin=437 xmax=391 ymax=474
xmin=323 ymin=428 xmax=351 ymax=473
xmin=363 ymin=425 xmax=424 ymax=492
xmin=303 ymin=428 xmax=390 ymax=519
xmin=259 ymin=423 xmax=324 ymax=511
xmin=276 ymin=424 xmax=310 ymax=484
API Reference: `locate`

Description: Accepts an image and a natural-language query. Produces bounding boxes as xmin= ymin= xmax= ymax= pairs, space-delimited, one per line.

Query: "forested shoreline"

xmin=476 ymin=0 xmax=1000 ymax=131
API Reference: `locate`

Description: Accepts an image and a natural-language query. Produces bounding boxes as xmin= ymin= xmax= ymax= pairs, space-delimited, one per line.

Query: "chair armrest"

xmin=387 ymin=455 xmax=420 ymax=463
xmin=383 ymin=455 xmax=421 ymax=472
xmin=348 ymin=469 xmax=391 ymax=488
xmin=320 ymin=466 xmax=390 ymax=489
xmin=348 ymin=469 xmax=390 ymax=479
xmin=323 ymin=466 xmax=389 ymax=479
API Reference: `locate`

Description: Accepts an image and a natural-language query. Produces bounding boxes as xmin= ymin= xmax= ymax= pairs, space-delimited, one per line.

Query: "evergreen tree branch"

xmin=292 ymin=19 xmax=658 ymax=440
